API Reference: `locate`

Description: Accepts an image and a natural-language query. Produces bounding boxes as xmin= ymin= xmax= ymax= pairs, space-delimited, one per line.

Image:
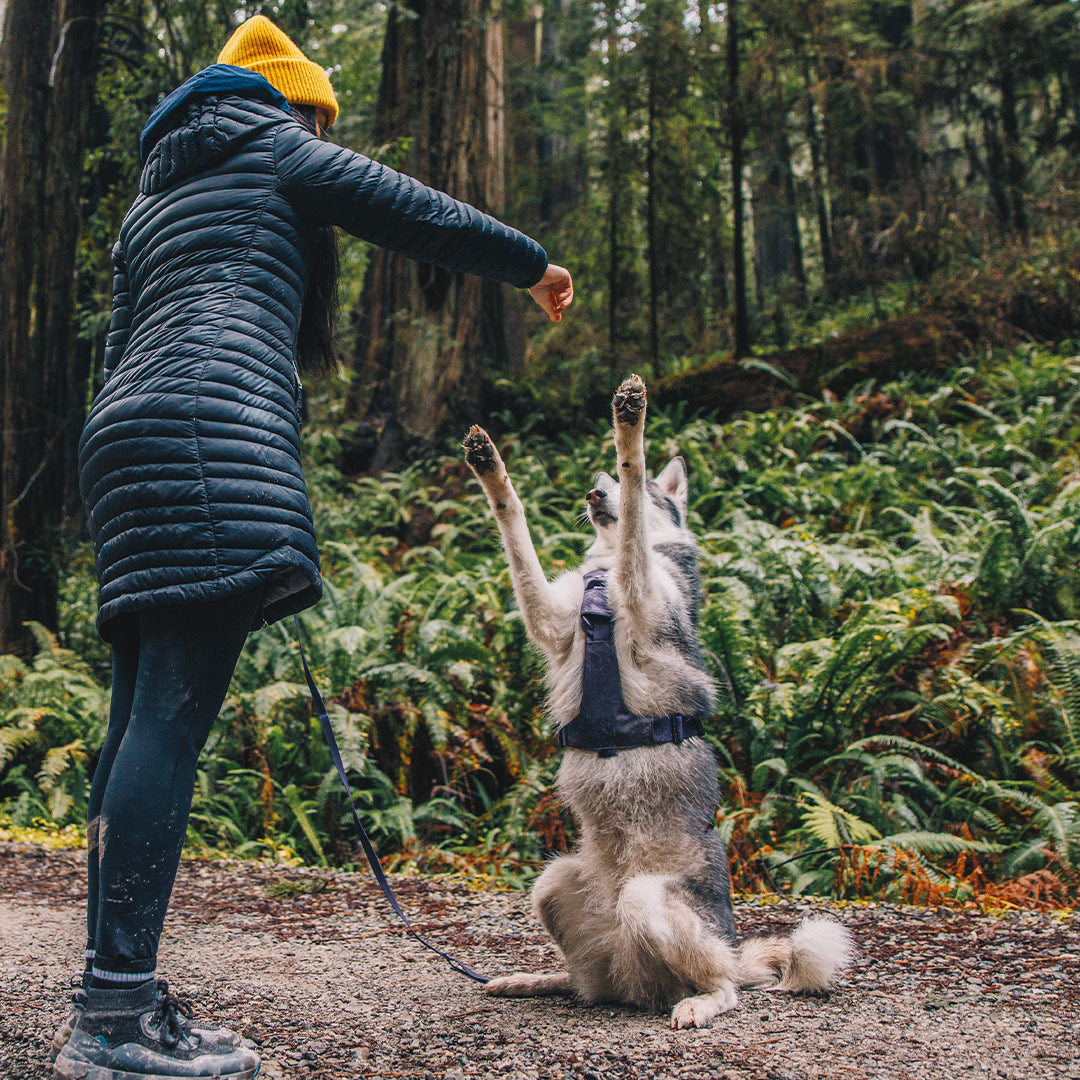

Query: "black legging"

xmin=85 ymin=585 xmax=263 ymax=979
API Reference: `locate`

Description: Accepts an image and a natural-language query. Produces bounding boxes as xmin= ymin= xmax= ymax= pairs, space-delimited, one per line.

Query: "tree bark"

xmin=780 ymin=127 xmax=807 ymax=299
xmin=750 ymin=136 xmax=805 ymax=298
xmin=538 ymin=0 xmax=588 ymax=220
xmin=696 ymin=1 xmax=729 ymax=342
xmin=607 ymin=116 xmax=622 ymax=369
xmin=603 ymin=0 xmax=624 ymax=369
xmin=751 ymin=53 xmax=806 ymax=301
xmin=646 ymin=68 xmax=660 ymax=371
xmin=727 ymin=0 xmax=750 ymax=357
xmin=349 ymin=0 xmax=510 ymax=465
xmin=999 ymin=60 xmax=1028 ymax=238
xmin=801 ymin=48 xmax=834 ymax=282
xmin=49 ymin=0 xmax=106 ymax=527
xmin=0 ymin=0 xmax=103 ymax=655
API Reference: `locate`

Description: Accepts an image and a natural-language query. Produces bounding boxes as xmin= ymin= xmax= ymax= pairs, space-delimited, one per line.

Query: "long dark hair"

xmin=292 ymin=104 xmax=340 ymax=377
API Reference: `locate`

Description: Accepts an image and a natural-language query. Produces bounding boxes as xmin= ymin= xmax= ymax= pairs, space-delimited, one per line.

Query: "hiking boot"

xmin=50 ymin=975 xmax=87 ymax=1060
xmin=51 ymin=976 xmax=245 ymax=1060
xmin=53 ymin=980 xmax=259 ymax=1080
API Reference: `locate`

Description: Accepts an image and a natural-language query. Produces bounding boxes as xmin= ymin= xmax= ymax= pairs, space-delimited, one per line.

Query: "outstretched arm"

xmin=275 ymin=120 xmax=547 ymax=288
xmin=464 ymin=426 xmax=578 ymax=656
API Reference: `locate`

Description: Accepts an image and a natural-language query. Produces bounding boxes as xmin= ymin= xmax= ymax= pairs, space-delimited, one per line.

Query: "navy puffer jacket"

xmin=78 ymin=67 xmax=547 ymax=643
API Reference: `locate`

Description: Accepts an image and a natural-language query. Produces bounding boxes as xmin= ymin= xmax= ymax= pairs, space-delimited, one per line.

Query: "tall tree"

xmin=726 ymin=0 xmax=751 ymax=357
xmin=598 ymin=0 xmax=634 ymax=369
xmin=798 ymin=17 xmax=834 ymax=283
xmin=923 ymin=0 xmax=1080 ymax=240
xmin=638 ymin=0 xmax=703 ymax=368
xmin=534 ymin=0 xmax=591 ymax=225
xmin=746 ymin=4 xmax=806 ymax=306
xmin=349 ymin=0 xmax=513 ymax=465
xmin=1 ymin=0 xmax=104 ymax=654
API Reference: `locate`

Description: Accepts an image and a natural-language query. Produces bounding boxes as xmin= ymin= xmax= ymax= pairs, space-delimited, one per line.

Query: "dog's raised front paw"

xmin=463 ymin=425 xmax=498 ymax=475
xmin=613 ymin=374 xmax=647 ymax=428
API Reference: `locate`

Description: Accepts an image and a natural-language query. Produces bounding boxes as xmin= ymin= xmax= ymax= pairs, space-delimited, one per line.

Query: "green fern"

xmin=6 ymin=345 xmax=1071 ymax=896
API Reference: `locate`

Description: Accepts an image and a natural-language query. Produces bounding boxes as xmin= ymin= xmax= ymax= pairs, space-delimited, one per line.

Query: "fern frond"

xmin=876 ymin=831 xmax=1002 ymax=856
xmin=282 ymin=783 xmax=328 ymax=868
xmin=797 ymin=789 xmax=880 ymax=846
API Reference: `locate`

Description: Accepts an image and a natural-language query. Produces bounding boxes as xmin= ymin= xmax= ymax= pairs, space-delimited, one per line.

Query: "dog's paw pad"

xmin=613 ymin=374 xmax=646 ymax=426
xmin=463 ymin=425 xmax=497 ymax=474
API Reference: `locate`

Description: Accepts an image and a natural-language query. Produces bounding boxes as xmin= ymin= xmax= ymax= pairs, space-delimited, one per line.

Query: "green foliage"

xmin=6 ymin=346 xmax=1080 ymax=904
xmin=0 ymin=625 xmax=108 ymax=826
xmin=11 ymin=0 xmax=1080 ymax=904
xmin=66 ymin=0 xmax=1080 ymax=390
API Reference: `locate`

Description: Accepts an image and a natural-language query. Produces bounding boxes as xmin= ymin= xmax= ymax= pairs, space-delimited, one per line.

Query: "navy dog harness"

xmin=556 ymin=569 xmax=704 ymax=757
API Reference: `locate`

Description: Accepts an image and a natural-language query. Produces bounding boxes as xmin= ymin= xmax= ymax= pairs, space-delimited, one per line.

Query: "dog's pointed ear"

xmin=595 ymin=471 xmax=617 ymax=491
xmin=655 ymin=457 xmax=688 ymax=515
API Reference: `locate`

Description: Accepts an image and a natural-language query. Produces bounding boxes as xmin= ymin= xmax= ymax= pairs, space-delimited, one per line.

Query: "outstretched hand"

xmin=528 ymin=263 xmax=574 ymax=322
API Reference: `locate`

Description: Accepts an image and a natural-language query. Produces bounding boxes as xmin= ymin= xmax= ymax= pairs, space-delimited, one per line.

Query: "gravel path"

xmin=2 ymin=842 xmax=1077 ymax=1079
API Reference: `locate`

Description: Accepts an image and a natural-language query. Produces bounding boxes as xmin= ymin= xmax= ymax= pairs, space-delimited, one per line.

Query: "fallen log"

xmin=654 ymin=311 xmax=977 ymax=418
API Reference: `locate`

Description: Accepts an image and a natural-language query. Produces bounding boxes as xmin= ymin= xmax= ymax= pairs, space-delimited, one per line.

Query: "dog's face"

xmin=586 ymin=457 xmax=690 ymax=549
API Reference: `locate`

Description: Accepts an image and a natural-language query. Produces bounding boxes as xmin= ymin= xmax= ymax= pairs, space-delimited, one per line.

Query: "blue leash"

xmin=292 ymin=614 xmax=490 ymax=984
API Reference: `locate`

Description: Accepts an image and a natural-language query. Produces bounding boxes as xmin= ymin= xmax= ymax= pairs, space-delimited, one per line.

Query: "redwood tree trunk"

xmin=350 ymin=0 xmax=510 ymax=465
xmin=0 ymin=0 xmax=103 ymax=655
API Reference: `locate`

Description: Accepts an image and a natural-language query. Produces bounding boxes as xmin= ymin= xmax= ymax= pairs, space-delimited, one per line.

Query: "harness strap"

xmin=557 ymin=569 xmax=705 ymax=757
xmin=293 ymin=614 xmax=489 ymax=984
xmin=557 ymin=712 xmax=704 ymax=755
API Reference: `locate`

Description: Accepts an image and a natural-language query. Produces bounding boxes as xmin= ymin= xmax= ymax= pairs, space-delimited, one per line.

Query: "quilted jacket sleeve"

xmin=102 ymin=241 xmax=133 ymax=383
xmin=274 ymin=121 xmax=548 ymax=290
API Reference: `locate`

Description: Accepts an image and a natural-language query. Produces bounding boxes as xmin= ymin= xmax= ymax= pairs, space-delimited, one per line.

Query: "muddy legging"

xmin=85 ymin=585 xmax=263 ymax=981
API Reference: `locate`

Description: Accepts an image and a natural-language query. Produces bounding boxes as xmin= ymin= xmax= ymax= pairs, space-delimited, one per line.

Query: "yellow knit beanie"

xmin=218 ymin=15 xmax=338 ymax=127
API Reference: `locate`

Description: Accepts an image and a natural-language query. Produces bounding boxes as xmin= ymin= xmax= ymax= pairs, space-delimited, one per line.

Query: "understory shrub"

xmin=2 ymin=346 xmax=1078 ymax=906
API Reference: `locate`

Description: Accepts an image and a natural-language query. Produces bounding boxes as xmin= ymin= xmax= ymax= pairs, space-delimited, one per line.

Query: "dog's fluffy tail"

xmin=737 ymin=917 xmax=854 ymax=992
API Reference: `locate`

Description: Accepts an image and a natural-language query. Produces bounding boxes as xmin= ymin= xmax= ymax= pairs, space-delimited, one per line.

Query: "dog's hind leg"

xmin=614 ymin=874 xmax=739 ymax=1028
xmin=483 ymin=971 xmax=573 ymax=998
xmin=485 ymin=855 xmax=616 ymax=1003
xmin=464 ymin=426 xmax=579 ymax=655
xmin=532 ymin=855 xmax=617 ymax=1001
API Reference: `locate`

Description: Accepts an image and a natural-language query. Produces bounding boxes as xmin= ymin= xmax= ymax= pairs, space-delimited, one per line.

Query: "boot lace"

xmin=150 ymin=980 xmax=195 ymax=1049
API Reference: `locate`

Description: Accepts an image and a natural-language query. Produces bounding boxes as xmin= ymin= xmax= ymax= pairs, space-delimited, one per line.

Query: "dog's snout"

xmin=587 ymin=488 xmax=607 ymax=506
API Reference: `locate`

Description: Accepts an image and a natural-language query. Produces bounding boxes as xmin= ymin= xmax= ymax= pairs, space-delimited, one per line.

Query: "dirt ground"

xmin=2 ymin=842 xmax=1078 ymax=1080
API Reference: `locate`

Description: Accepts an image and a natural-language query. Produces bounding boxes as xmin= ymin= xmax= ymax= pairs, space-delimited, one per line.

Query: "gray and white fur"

xmin=463 ymin=374 xmax=853 ymax=1028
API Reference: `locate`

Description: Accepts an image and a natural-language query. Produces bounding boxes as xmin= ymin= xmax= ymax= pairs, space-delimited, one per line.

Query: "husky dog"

xmin=463 ymin=374 xmax=853 ymax=1028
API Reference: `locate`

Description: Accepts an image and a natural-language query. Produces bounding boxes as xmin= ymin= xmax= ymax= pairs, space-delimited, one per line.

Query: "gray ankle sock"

xmin=84 ymin=979 xmax=157 ymax=1010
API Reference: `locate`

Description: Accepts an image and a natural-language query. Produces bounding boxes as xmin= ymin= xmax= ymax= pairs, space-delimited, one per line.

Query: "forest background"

xmin=1 ymin=0 xmax=1080 ymax=909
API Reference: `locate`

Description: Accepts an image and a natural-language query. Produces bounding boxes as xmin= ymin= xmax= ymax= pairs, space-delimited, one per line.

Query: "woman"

xmin=56 ymin=15 xmax=573 ymax=1080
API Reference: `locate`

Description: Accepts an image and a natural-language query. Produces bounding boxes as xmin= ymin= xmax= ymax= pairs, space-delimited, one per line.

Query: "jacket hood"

xmin=139 ymin=64 xmax=292 ymax=193
xmin=140 ymin=65 xmax=290 ymax=161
